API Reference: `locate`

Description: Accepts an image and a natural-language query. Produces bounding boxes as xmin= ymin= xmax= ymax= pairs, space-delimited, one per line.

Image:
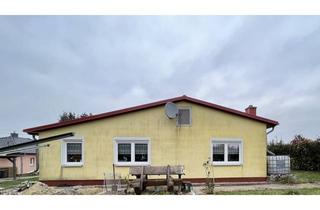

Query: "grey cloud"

xmin=0 ymin=16 xmax=319 ymax=141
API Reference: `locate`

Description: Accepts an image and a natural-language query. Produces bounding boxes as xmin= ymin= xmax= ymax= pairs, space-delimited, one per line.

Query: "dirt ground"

xmin=2 ymin=181 xmax=320 ymax=195
xmin=20 ymin=182 xmax=105 ymax=195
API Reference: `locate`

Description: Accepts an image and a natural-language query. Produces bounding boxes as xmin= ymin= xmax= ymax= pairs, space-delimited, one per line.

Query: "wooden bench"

xmin=129 ymin=165 xmax=185 ymax=194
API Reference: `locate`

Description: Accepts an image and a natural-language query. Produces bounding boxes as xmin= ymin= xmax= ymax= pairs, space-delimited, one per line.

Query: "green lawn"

xmin=0 ymin=176 xmax=39 ymax=190
xmin=215 ymin=171 xmax=320 ymax=195
xmin=215 ymin=188 xmax=320 ymax=195
xmin=293 ymin=170 xmax=320 ymax=183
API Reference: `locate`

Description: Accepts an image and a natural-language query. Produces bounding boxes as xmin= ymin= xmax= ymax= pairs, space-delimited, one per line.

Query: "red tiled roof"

xmin=23 ymin=95 xmax=279 ymax=135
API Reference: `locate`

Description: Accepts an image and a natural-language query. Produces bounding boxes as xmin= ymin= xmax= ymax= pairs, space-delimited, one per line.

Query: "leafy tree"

xmin=59 ymin=112 xmax=76 ymax=122
xmin=268 ymin=139 xmax=290 ymax=155
xmin=268 ymin=135 xmax=320 ymax=171
xmin=79 ymin=113 xmax=93 ymax=118
xmin=59 ymin=112 xmax=92 ymax=122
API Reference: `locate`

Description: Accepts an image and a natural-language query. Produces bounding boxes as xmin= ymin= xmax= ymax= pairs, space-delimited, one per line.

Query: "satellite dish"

xmin=165 ymin=102 xmax=178 ymax=119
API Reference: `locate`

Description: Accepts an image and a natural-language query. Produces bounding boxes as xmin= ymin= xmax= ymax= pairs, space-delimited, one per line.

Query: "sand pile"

xmin=21 ymin=182 xmax=104 ymax=195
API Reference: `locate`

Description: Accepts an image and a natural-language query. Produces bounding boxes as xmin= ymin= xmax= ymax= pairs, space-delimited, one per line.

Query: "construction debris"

xmin=0 ymin=179 xmax=190 ymax=195
xmin=21 ymin=182 xmax=104 ymax=195
xmin=0 ymin=181 xmax=106 ymax=195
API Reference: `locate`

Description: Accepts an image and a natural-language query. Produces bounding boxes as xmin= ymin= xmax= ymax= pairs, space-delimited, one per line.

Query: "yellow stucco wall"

xmin=38 ymin=101 xmax=267 ymax=181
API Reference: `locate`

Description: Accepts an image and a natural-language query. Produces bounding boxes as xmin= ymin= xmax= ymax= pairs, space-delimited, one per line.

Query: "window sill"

xmin=61 ymin=163 xmax=84 ymax=168
xmin=212 ymin=162 xmax=242 ymax=166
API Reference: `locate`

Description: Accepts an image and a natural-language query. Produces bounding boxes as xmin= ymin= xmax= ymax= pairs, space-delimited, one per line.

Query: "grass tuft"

xmin=292 ymin=170 xmax=320 ymax=183
xmin=0 ymin=176 xmax=39 ymax=190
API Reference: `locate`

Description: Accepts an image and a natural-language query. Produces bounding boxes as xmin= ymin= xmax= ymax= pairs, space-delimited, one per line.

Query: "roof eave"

xmin=23 ymin=95 xmax=279 ymax=135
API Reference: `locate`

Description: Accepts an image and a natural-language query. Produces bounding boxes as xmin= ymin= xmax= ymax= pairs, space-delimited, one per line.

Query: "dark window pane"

xmin=213 ymin=144 xmax=224 ymax=161
xmin=135 ymin=143 xmax=148 ymax=162
xmin=67 ymin=154 xmax=82 ymax=162
xmin=213 ymin=154 xmax=224 ymax=161
xmin=178 ymin=109 xmax=190 ymax=125
xmin=66 ymin=143 xmax=82 ymax=162
xmin=118 ymin=143 xmax=131 ymax=162
xmin=228 ymin=144 xmax=239 ymax=161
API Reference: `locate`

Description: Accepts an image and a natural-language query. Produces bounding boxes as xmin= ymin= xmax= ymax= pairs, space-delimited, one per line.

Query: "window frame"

xmin=61 ymin=138 xmax=84 ymax=167
xmin=176 ymin=106 xmax=192 ymax=126
xmin=113 ymin=137 xmax=151 ymax=166
xmin=211 ymin=138 xmax=243 ymax=166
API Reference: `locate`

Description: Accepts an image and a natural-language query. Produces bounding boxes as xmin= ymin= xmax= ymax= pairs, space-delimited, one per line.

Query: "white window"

xmin=211 ymin=138 xmax=243 ymax=165
xmin=114 ymin=137 xmax=150 ymax=166
xmin=29 ymin=157 xmax=35 ymax=166
xmin=61 ymin=138 xmax=84 ymax=167
xmin=177 ymin=107 xmax=191 ymax=126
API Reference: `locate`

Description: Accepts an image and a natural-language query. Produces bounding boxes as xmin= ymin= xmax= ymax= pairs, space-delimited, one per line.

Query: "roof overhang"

xmin=0 ymin=132 xmax=74 ymax=154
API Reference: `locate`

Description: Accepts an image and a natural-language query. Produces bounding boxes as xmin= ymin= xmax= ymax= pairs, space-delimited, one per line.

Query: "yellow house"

xmin=24 ymin=95 xmax=278 ymax=186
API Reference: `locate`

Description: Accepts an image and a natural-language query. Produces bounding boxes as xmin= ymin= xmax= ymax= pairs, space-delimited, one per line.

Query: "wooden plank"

xmin=167 ymin=176 xmax=174 ymax=192
xmin=111 ymin=164 xmax=117 ymax=192
xmin=130 ymin=165 xmax=184 ymax=175
xmin=178 ymin=174 xmax=182 ymax=193
xmin=130 ymin=180 xmax=141 ymax=188
xmin=139 ymin=166 xmax=144 ymax=192
xmin=131 ymin=179 xmax=183 ymax=187
xmin=166 ymin=165 xmax=170 ymax=188
xmin=145 ymin=179 xmax=167 ymax=186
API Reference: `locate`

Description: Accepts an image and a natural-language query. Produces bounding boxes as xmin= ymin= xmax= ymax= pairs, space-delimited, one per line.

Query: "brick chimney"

xmin=245 ymin=105 xmax=257 ymax=116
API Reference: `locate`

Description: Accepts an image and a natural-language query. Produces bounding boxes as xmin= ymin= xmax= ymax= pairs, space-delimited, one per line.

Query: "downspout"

xmin=266 ymin=127 xmax=275 ymax=156
xmin=32 ymin=135 xmax=40 ymax=173
xmin=267 ymin=127 xmax=275 ymax=135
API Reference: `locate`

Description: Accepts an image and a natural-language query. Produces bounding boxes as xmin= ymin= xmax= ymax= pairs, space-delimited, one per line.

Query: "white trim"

xmin=61 ymin=138 xmax=84 ymax=167
xmin=113 ymin=137 xmax=151 ymax=166
xmin=211 ymin=138 xmax=243 ymax=166
xmin=176 ymin=106 xmax=192 ymax=126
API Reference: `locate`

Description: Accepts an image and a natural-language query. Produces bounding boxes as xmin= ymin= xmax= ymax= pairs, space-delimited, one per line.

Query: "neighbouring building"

xmin=0 ymin=132 xmax=37 ymax=178
xmin=23 ymin=95 xmax=278 ymax=186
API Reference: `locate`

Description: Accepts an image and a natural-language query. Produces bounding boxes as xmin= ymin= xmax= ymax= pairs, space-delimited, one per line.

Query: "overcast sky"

xmin=0 ymin=16 xmax=319 ymax=142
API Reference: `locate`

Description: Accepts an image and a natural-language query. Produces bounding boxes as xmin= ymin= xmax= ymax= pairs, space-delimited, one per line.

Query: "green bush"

xmin=268 ymin=140 xmax=291 ymax=155
xmin=268 ymin=135 xmax=320 ymax=171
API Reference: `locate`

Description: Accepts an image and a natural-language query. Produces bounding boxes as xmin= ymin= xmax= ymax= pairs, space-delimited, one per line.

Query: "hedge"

xmin=268 ymin=135 xmax=320 ymax=171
